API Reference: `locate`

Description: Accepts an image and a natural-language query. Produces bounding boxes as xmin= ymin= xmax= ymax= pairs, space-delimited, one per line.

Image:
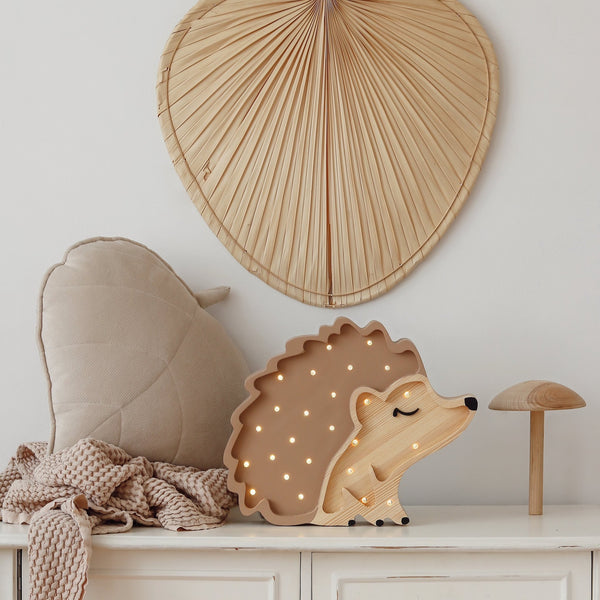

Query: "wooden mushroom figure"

xmin=489 ymin=381 xmax=585 ymax=515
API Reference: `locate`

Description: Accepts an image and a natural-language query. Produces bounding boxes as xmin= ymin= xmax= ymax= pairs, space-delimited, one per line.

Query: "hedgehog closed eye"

xmin=393 ymin=407 xmax=419 ymax=417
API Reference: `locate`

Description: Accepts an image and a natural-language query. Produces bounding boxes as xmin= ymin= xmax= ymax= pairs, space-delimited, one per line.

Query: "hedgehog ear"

xmin=380 ymin=373 xmax=429 ymax=401
xmin=355 ymin=390 xmax=385 ymax=409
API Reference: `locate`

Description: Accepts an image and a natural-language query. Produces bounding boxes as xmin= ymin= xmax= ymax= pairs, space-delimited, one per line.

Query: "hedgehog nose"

xmin=465 ymin=397 xmax=478 ymax=411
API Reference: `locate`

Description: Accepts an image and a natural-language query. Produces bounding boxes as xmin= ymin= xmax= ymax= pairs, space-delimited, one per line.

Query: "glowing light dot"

xmin=361 ymin=497 xmax=368 ymax=505
xmin=404 ymin=391 xmax=410 ymax=399
xmin=289 ymin=437 xmax=296 ymax=444
xmin=274 ymin=406 xmax=280 ymax=412
xmin=243 ymin=461 xmax=250 ymax=468
xmin=351 ymin=439 xmax=359 ymax=447
xmin=283 ymin=473 xmax=290 ymax=480
xmin=326 ymin=344 xmax=333 ymax=351
xmin=347 ymin=364 xmax=353 ymax=371
xmin=277 ymin=374 xmax=284 ymax=381
xmin=329 ymin=425 xmax=335 ymax=431
xmin=298 ymin=493 xmax=304 ymax=500
xmin=347 ymin=468 xmax=354 ymax=474
xmin=386 ymin=499 xmax=393 ymax=506
xmin=306 ymin=458 xmax=312 ymax=464
xmin=412 ymin=442 xmax=420 ymax=450
xmin=367 ymin=340 xmax=373 ymax=346
xmin=310 ymin=369 xmax=316 ymax=376
xmin=384 ymin=365 xmax=391 ymax=371
xmin=249 ymin=489 xmax=256 ymax=496
xmin=331 ymin=392 xmax=337 ymax=398
xmin=269 ymin=454 xmax=276 ymax=461
xmin=304 ymin=410 xmax=310 ymax=416
xmin=364 ymin=398 xmax=371 ymax=406
xmin=255 ymin=426 xmax=262 ymax=432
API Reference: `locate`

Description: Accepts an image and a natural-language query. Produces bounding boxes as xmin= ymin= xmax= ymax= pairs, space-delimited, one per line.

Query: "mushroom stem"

xmin=529 ymin=411 xmax=544 ymax=515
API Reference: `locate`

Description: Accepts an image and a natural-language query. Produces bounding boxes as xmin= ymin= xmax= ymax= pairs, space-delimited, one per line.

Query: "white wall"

xmin=1 ymin=0 xmax=598 ymax=507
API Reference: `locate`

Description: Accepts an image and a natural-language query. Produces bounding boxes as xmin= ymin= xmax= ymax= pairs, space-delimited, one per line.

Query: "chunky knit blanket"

xmin=0 ymin=439 xmax=236 ymax=600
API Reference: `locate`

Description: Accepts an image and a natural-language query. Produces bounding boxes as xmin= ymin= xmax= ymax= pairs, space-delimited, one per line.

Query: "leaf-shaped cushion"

xmin=39 ymin=237 xmax=249 ymax=469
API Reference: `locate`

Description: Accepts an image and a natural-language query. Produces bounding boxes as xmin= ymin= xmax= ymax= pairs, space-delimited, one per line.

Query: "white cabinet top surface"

xmin=2 ymin=505 xmax=600 ymax=552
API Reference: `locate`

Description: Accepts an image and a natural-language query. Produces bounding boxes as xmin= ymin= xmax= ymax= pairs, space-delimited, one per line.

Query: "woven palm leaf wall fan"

xmin=157 ymin=0 xmax=498 ymax=307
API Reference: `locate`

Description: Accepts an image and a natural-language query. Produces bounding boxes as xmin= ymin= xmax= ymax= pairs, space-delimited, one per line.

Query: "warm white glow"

xmin=361 ymin=497 xmax=368 ymax=505
xmin=326 ymin=344 xmax=333 ymax=351
xmin=412 ymin=442 xmax=420 ymax=450
xmin=329 ymin=425 xmax=335 ymax=431
xmin=347 ymin=468 xmax=354 ymax=474
xmin=367 ymin=339 xmax=373 ymax=346
xmin=274 ymin=406 xmax=280 ymax=412
xmin=310 ymin=369 xmax=316 ymax=376
xmin=306 ymin=458 xmax=312 ymax=464
xmin=283 ymin=473 xmax=290 ymax=480
xmin=347 ymin=364 xmax=353 ymax=371
xmin=331 ymin=392 xmax=337 ymax=398
xmin=269 ymin=454 xmax=276 ymax=461
xmin=403 ymin=391 xmax=410 ymax=399
xmin=304 ymin=410 xmax=310 ymax=416
xmin=243 ymin=461 xmax=250 ymax=468
xmin=249 ymin=488 xmax=256 ymax=496
xmin=351 ymin=438 xmax=359 ymax=447
xmin=298 ymin=493 xmax=304 ymax=500
xmin=277 ymin=374 xmax=284 ymax=381
xmin=289 ymin=437 xmax=296 ymax=444
xmin=255 ymin=426 xmax=262 ymax=432
xmin=364 ymin=398 xmax=371 ymax=406
xmin=384 ymin=365 xmax=391 ymax=371
xmin=386 ymin=499 xmax=393 ymax=506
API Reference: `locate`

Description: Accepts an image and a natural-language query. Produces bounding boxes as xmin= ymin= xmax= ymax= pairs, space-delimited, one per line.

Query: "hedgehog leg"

xmin=313 ymin=488 xmax=366 ymax=526
xmin=361 ymin=471 xmax=411 ymax=526
xmin=357 ymin=467 xmax=406 ymax=526
xmin=361 ymin=502 xmax=410 ymax=525
xmin=390 ymin=506 xmax=410 ymax=526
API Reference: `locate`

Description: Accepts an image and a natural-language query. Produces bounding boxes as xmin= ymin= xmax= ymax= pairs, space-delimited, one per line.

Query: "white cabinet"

xmin=312 ymin=551 xmax=590 ymax=600
xmin=3 ymin=506 xmax=600 ymax=600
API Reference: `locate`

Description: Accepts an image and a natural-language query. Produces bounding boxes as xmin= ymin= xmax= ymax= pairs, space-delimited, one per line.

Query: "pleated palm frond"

xmin=157 ymin=0 xmax=498 ymax=307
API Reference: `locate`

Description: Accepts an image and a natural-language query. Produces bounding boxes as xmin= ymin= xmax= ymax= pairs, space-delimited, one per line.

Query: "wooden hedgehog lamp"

xmin=224 ymin=318 xmax=478 ymax=526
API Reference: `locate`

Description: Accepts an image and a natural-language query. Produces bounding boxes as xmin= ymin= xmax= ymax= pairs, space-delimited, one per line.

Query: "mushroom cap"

xmin=489 ymin=380 xmax=586 ymax=411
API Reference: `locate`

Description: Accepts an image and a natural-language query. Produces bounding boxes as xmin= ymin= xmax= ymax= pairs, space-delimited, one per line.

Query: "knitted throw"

xmin=0 ymin=439 xmax=236 ymax=600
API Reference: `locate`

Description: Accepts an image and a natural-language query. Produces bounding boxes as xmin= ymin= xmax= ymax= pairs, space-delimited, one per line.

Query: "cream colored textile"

xmin=39 ymin=237 xmax=249 ymax=469
xmin=0 ymin=439 xmax=236 ymax=600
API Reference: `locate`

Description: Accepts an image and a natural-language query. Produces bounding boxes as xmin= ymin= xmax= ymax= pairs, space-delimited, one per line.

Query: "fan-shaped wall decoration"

xmin=157 ymin=0 xmax=498 ymax=307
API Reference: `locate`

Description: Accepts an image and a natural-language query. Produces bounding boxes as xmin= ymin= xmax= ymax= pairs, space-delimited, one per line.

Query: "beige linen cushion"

xmin=39 ymin=237 xmax=249 ymax=469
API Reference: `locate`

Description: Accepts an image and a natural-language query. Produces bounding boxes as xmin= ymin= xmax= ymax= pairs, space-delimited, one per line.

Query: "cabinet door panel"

xmin=312 ymin=551 xmax=590 ymax=600
xmin=0 ymin=549 xmax=16 ymax=600
xmin=23 ymin=549 xmax=299 ymax=600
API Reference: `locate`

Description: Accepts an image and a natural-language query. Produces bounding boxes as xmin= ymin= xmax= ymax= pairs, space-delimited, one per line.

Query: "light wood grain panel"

xmin=529 ymin=411 xmax=544 ymax=515
xmin=489 ymin=381 xmax=586 ymax=412
xmin=158 ymin=0 xmax=498 ymax=306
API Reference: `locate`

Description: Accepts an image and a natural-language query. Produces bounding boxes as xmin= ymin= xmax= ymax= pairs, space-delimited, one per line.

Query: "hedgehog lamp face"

xmin=314 ymin=374 xmax=477 ymax=526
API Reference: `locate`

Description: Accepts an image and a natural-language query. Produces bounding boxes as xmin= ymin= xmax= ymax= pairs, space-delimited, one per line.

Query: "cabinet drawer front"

xmin=23 ymin=549 xmax=299 ymax=600
xmin=312 ymin=551 xmax=590 ymax=600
